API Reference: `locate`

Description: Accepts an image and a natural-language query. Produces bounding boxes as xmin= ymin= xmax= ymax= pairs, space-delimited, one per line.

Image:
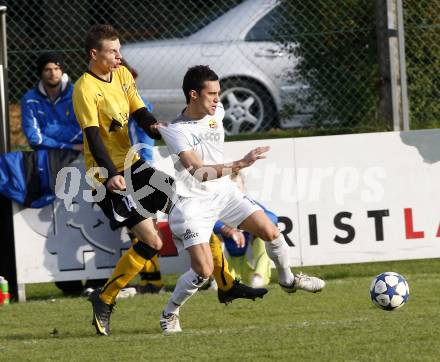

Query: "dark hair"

xmin=182 ymin=65 xmax=219 ymax=104
xmin=36 ymin=52 xmax=63 ymax=77
xmin=84 ymin=24 xmax=119 ymax=59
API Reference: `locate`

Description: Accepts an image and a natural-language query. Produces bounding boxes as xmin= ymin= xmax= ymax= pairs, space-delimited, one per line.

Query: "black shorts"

xmin=96 ymin=160 xmax=175 ymax=230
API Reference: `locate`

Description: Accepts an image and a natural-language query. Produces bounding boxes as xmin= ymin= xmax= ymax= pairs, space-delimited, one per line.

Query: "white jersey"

xmin=159 ymin=103 xmax=233 ymax=198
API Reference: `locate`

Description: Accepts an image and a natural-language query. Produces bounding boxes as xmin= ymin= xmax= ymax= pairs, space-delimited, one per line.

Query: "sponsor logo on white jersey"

xmin=184 ymin=229 xmax=199 ymax=240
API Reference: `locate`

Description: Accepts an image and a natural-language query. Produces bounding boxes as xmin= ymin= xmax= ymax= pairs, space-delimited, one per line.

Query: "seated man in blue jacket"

xmin=20 ymin=52 xmax=85 ymax=295
xmin=21 ymin=52 xmax=83 ymax=151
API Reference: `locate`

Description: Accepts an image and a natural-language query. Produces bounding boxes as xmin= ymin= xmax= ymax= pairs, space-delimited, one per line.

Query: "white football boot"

xmin=280 ymin=273 xmax=325 ymax=293
xmin=160 ymin=312 xmax=182 ymax=334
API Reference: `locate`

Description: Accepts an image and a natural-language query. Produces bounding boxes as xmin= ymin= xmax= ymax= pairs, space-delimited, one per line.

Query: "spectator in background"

xmin=20 ymin=52 xmax=86 ymax=296
xmin=21 ymin=52 xmax=83 ymax=151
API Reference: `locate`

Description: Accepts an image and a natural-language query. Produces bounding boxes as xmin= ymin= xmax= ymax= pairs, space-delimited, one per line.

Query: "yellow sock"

xmin=100 ymin=246 xmax=146 ymax=304
xmin=252 ymin=237 xmax=272 ymax=285
xmin=129 ymin=232 xmax=163 ymax=288
xmin=210 ymin=233 xmax=235 ymax=291
xmin=139 ymin=254 xmax=163 ymax=288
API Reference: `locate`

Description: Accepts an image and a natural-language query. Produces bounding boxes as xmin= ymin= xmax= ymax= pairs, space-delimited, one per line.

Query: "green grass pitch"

xmin=0 ymin=259 xmax=439 ymax=361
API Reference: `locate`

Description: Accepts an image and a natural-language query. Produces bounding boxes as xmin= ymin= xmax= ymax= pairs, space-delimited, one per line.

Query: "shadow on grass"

xmin=22 ymin=259 xmax=440 ymax=301
xmin=0 ymin=326 xmax=163 ymax=341
xmin=271 ymin=258 xmax=440 ymax=282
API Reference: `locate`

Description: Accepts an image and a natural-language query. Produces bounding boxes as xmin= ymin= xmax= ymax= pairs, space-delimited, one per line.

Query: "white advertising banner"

xmin=293 ymin=130 xmax=440 ymax=265
xmin=222 ymin=138 xmax=301 ymax=266
xmin=13 ymin=129 xmax=440 ymax=284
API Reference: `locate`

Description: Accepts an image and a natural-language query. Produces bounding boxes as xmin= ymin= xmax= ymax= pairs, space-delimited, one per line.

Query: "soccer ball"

xmin=369 ymin=272 xmax=409 ymax=311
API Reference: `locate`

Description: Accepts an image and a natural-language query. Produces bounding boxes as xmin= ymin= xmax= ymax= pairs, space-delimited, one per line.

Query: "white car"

xmin=123 ymin=0 xmax=310 ymax=135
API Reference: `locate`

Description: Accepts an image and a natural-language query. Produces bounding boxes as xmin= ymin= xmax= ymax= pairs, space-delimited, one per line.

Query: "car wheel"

xmin=220 ymin=79 xmax=276 ymax=135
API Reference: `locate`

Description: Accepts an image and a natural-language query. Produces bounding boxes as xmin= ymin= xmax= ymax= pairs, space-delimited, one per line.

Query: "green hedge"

xmin=275 ymin=0 xmax=440 ymax=131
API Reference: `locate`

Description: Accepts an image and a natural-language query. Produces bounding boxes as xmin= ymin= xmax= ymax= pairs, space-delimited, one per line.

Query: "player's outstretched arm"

xmin=179 ymin=146 xmax=270 ymax=182
xmin=132 ymin=107 xmax=162 ymax=140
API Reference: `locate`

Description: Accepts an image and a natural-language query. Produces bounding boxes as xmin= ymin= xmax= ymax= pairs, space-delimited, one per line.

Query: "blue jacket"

xmin=0 ymin=149 xmax=79 ymax=208
xmin=21 ymin=75 xmax=82 ymax=150
xmin=128 ymin=97 xmax=155 ymax=163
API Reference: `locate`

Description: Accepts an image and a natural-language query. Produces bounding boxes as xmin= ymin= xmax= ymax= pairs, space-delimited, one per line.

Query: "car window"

xmin=245 ymin=4 xmax=293 ymax=42
xmin=179 ymin=1 xmax=242 ymax=38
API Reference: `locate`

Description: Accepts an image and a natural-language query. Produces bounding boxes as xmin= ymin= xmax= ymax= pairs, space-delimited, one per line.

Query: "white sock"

xmin=163 ymin=268 xmax=208 ymax=316
xmin=265 ymin=233 xmax=294 ymax=286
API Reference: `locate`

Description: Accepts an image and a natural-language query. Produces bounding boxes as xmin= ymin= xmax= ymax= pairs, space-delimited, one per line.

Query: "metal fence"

xmin=1 ymin=0 xmax=440 ymax=145
xmin=403 ymin=0 xmax=440 ymax=130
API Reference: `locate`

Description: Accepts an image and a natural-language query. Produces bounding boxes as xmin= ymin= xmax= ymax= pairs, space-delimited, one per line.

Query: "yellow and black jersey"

xmin=73 ymin=65 xmax=144 ymax=175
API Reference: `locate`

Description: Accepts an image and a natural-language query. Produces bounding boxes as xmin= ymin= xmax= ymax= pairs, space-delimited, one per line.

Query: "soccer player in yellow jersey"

xmin=73 ymin=24 xmax=172 ymax=336
xmin=73 ymin=25 xmax=266 ymax=336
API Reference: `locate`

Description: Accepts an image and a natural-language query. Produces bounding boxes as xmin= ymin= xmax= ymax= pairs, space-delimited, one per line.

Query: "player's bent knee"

xmin=259 ymin=225 xmax=279 ymax=242
xmin=200 ymin=265 xmax=213 ymax=279
xmin=200 ymin=268 xmax=213 ymax=280
xmin=192 ymin=265 xmax=213 ymax=279
xmin=135 ymin=231 xmax=162 ymax=250
xmin=148 ymin=236 xmax=163 ymax=251
xmin=133 ymin=239 xmax=161 ymax=259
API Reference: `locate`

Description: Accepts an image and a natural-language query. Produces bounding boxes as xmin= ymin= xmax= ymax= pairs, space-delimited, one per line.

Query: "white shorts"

xmin=168 ymin=187 xmax=261 ymax=249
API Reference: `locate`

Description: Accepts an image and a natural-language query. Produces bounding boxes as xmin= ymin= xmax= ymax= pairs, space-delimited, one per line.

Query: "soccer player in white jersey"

xmin=158 ymin=65 xmax=325 ymax=334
